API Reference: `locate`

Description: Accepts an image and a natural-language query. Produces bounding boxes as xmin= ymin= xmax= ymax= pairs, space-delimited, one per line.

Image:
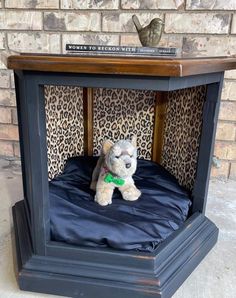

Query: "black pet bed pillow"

xmin=49 ymin=156 xmax=191 ymax=252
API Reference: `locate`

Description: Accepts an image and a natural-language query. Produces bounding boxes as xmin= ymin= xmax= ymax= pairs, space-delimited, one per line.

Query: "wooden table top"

xmin=7 ymin=54 xmax=236 ymax=77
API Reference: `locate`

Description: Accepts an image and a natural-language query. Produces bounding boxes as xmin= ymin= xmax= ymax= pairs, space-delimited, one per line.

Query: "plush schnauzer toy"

xmin=90 ymin=136 xmax=141 ymax=206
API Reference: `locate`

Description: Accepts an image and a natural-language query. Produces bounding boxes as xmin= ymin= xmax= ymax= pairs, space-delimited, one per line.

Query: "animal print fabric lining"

xmin=161 ymin=85 xmax=206 ymax=191
xmin=92 ymin=88 xmax=156 ymax=159
xmin=44 ymin=85 xmax=206 ymax=190
xmin=44 ymin=86 xmax=84 ymax=180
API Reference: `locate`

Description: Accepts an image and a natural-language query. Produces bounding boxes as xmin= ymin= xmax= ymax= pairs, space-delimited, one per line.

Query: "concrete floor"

xmin=0 ymin=159 xmax=235 ymax=298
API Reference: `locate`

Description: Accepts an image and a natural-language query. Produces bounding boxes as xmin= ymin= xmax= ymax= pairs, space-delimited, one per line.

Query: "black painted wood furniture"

xmin=8 ymin=54 xmax=236 ymax=298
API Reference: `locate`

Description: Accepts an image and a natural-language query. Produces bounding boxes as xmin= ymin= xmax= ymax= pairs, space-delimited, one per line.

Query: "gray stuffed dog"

xmin=90 ymin=136 xmax=141 ymax=206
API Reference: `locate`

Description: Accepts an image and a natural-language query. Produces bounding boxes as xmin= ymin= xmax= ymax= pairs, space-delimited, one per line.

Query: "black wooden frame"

xmin=13 ymin=69 xmax=224 ymax=297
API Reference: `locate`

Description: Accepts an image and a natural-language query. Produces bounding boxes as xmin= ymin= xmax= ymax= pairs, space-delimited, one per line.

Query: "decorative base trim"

xmin=13 ymin=201 xmax=218 ymax=298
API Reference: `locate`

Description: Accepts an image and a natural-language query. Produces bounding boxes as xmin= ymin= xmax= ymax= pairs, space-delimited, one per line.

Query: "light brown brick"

xmin=214 ymin=142 xmax=228 ymax=160
xmin=5 ymin=0 xmax=59 ymax=9
xmin=13 ymin=142 xmax=20 ymax=157
xmin=11 ymin=109 xmax=18 ymax=125
xmin=0 ymin=124 xmax=19 ymax=141
xmin=0 ymin=11 xmax=42 ymax=30
xmin=219 ymin=101 xmax=236 ymax=122
xmin=214 ymin=142 xmax=236 ymax=160
xmin=61 ymin=0 xmax=118 ymax=9
xmin=0 ymin=70 xmax=10 ymax=89
xmin=0 ymin=90 xmax=16 ymax=107
xmin=121 ymin=0 xmax=184 ymax=9
xmin=0 ymin=53 xmax=7 ymax=70
xmin=44 ymin=12 xmax=100 ymax=32
xmin=221 ymin=81 xmax=236 ymax=101
xmin=103 ymin=12 xmax=163 ymax=32
xmin=216 ymin=122 xmax=236 ymax=141
xmin=120 ymin=35 xmax=140 ymax=46
xmin=165 ymin=13 xmax=230 ymax=34
xmin=8 ymin=33 xmax=60 ymax=54
xmin=0 ymin=33 xmax=5 ymax=50
xmin=227 ymin=144 xmax=236 ymax=160
xmin=211 ymin=161 xmax=230 ymax=179
xmin=183 ymin=36 xmax=236 ymax=57
xmin=229 ymin=163 xmax=236 ymax=180
xmin=0 ymin=140 xmax=14 ymax=156
xmin=224 ymin=70 xmax=236 ymax=79
xmin=62 ymin=34 xmax=119 ymax=53
xmin=120 ymin=34 xmax=182 ymax=48
xmin=0 ymin=107 xmax=12 ymax=124
xmin=186 ymin=0 xmax=236 ymax=10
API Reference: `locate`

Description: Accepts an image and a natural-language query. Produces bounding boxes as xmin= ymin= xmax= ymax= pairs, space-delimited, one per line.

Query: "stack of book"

xmin=66 ymin=44 xmax=178 ymax=57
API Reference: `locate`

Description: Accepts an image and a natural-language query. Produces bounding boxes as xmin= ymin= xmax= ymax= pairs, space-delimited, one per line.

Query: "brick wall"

xmin=0 ymin=0 xmax=236 ymax=179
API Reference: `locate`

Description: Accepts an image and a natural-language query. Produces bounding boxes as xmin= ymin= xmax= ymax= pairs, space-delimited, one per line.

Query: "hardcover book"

xmin=66 ymin=44 xmax=177 ymax=57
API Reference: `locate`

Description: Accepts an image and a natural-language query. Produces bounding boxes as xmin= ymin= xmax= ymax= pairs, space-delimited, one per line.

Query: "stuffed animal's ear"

xmin=102 ymin=140 xmax=114 ymax=155
xmin=131 ymin=135 xmax=137 ymax=148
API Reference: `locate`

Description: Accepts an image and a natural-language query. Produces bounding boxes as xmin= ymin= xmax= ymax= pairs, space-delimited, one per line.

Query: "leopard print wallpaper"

xmin=44 ymin=85 xmax=206 ymax=191
xmin=93 ymin=88 xmax=156 ymax=159
xmin=44 ymin=85 xmax=84 ymax=180
xmin=161 ymin=85 xmax=206 ymax=191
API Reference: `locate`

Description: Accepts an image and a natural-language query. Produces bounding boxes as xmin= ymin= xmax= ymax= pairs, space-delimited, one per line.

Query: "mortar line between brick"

xmin=213 ymin=158 xmax=236 ymax=163
xmin=224 ymin=78 xmax=236 ymax=82
xmin=100 ymin=11 xmax=103 ymax=32
xmin=228 ymin=13 xmax=233 ymax=35
xmin=218 ymin=120 xmax=236 ymax=124
xmin=113 ymin=9 xmax=236 ymax=13
xmin=185 ymin=9 xmax=236 ymax=12
xmin=2 ymin=29 xmax=122 ymax=34
xmin=1 ymin=28 xmax=235 ymax=36
xmin=2 ymin=6 xmax=236 ymax=12
xmin=60 ymin=34 xmax=62 ymax=54
xmin=215 ymin=140 xmax=236 ymax=145
xmin=0 ymin=122 xmax=18 ymax=126
xmin=10 ymin=108 xmax=14 ymax=125
xmin=54 ymin=31 xmax=233 ymax=35
xmin=4 ymin=8 xmax=235 ymax=14
xmin=0 ymin=139 xmax=14 ymax=143
xmin=0 ymin=105 xmax=16 ymax=109
xmin=228 ymin=162 xmax=232 ymax=178
xmin=220 ymin=100 xmax=236 ymax=103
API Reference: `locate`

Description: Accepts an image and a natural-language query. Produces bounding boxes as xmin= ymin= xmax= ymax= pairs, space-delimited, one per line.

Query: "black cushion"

xmin=49 ymin=156 xmax=191 ymax=252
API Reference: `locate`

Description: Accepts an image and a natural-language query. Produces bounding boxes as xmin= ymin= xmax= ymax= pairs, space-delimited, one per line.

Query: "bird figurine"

xmin=132 ymin=15 xmax=164 ymax=47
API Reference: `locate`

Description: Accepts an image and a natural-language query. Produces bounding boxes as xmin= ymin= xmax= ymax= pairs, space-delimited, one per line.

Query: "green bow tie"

xmin=104 ymin=173 xmax=125 ymax=186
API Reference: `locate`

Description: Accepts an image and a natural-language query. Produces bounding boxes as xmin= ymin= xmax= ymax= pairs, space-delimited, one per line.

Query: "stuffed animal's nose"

xmin=125 ymin=163 xmax=131 ymax=169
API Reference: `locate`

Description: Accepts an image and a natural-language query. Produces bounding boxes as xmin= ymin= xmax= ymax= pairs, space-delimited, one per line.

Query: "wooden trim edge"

xmin=83 ymin=87 xmax=94 ymax=156
xmin=152 ymin=92 xmax=168 ymax=163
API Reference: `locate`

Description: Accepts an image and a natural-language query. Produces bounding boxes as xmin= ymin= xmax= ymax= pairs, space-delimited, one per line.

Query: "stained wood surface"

xmin=7 ymin=54 xmax=236 ymax=77
xmin=152 ymin=92 xmax=168 ymax=163
xmin=83 ymin=87 xmax=94 ymax=156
